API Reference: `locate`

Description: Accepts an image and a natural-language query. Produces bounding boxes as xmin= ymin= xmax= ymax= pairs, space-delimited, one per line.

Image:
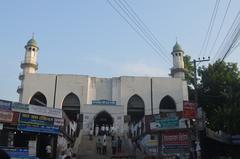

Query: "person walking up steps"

xmin=117 ymin=136 xmax=122 ymax=153
xmin=96 ymin=137 xmax=102 ymax=155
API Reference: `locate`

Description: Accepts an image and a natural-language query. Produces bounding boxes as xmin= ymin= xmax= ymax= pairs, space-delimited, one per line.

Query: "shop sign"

xmin=12 ymin=102 xmax=29 ymax=113
xmin=0 ymin=109 xmax=13 ymax=123
xmin=3 ymin=148 xmax=29 ymax=158
xmin=150 ymin=118 xmax=179 ymax=130
xmin=162 ymin=130 xmax=189 ymax=146
xmin=29 ymin=105 xmax=62 ymax=118
xmin=92 ymin=99 xmax=117 ymax=105
xmin=0 ymin=99 xmax=12 ymax=110
xmin=18 ymin=113 xmax=59 ymax=134
xmin=54 ymin=118 xmax=64 ymax=126
xmin=183 ymin=101 xmax=197 ymax=119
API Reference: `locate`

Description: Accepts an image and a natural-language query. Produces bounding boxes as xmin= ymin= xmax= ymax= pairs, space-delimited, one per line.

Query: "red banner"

xmin=183 ymin=101 xmax=197 ymax=119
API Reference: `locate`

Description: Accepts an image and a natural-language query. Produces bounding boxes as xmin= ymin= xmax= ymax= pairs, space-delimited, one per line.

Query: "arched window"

xmin=127 ymin=94 xmax=145 ymax=122
xmin=159 ymin=95 xmax=176 ymax=112
xmin=29 ymin=91 xmax=47 ymax=106
xmin=62 ymin=93 xmax=80 ymax=121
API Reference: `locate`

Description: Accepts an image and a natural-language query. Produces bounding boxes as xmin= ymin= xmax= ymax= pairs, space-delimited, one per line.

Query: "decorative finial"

xmin=176 ymin=36 xmax=178 ymax=42
xmin=32 ymin=32 xmax=35 ymax=39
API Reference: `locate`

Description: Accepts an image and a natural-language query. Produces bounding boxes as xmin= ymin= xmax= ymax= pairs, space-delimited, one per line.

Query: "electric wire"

xmin=107 ymin=0 xmax=171 ymax=66
xmin=121 ymin=0 xmax=170 ymax=61
xmin=199 ymin=0 xmax=220 ymax=58
xmin=209 ymin=0 xmax=232 ymax=57
xmin=213 ymin=10 xmax=240 ymax=61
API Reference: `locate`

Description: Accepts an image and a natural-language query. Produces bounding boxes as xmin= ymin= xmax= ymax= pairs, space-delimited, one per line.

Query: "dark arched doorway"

xmin=159 ymin=95 xmax=176 ymax=113
xmin=94 ymin=111 xmax=113 ymax=135
xmin=127 ymin=94 xmax=145 ymax=122
xmin=62 ymin=93 xmax=80 ymax=121
xmin=29 ymin=92 xmax=47 ymax=106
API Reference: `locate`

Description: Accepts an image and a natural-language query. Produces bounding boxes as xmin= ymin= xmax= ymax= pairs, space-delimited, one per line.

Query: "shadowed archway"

xmin=159 ymin=95 xmax=176 ymax=113
xmin=29 ymin=91 xmax=47 ymax=106
xmin=127 ymin=94 xmax=145 ymax=122
xmin=62 ymin=93 xmax=80 ymax=121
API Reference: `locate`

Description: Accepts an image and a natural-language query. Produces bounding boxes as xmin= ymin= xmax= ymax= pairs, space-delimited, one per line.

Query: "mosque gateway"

xmin=17 ymin=38 xmax=188 ymax=135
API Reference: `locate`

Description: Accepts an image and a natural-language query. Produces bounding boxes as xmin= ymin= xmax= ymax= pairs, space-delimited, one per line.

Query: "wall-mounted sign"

xmin=0 ymin=110 xmax=13 ymax=123
xmin=18 ymin=113 xmax=59 ymax=134
xmin=54 ymin=118 xmax=64 ymax=126
xmin=12 ymin=102 xmax=29 ymax=113
xmin=29 ymin=105 xmax=62 ymax=118
xmin=150 ymin=117 xmax=179 ymax=131
xmin=162 ymin=130 xmax=190 ymax=153
xmin=183 ymin=101 xmax=197 ymax=119
xmin=0 ymin=99 xmax=12 ymax=110
xmin=92 ymin=99 xmax=116 ymax=105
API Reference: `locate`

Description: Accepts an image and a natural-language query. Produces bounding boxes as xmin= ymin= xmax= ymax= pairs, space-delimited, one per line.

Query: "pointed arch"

xmin=127 ymin=94 xmax=145 ymax=122
xmin=29 ymin=91 xmax=47 ymax=106
xmin=159 ymin=95 xmax=176 ymax=112
xmin=62 ymin=92 xmax=80 ymax=121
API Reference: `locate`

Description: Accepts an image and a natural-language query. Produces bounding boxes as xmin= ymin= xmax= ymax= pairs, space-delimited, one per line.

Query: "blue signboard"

xmin=0 ymin=99 xmax=12 ymax=110
xmin=1 ymin=148 xmax=38 ymax=159
xmin=18 ymin=124 xmax=59 ymax=134
xmin=92 ymin=99 xmax=116 ymax=105
xmin=18 ymin=113 xmax=59 ymax=134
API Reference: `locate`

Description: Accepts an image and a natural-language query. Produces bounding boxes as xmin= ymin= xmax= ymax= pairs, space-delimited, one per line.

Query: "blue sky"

xmin=0 ymin=0 xmax=239 ymax=101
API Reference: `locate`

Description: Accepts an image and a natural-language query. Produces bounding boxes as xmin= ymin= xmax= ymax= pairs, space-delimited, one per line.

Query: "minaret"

xmin=170 ymin=42 xmax=185 ymax=79
xmin=17 ymin=37 xmax=39 ymax=101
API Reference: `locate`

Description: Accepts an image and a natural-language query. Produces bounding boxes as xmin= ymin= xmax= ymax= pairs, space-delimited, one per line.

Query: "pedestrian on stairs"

xmin=102 ymin=139 xmax=107 ymax=155
xmin=89 ymin=128 xmax=93 ymax=140
xmin=96 ymin=137 xmax=102 ymax=155
xmin=111 ymin=137 xmax=117 ymax=155
xmin=117 ymin=136 xmax=122 ymax=153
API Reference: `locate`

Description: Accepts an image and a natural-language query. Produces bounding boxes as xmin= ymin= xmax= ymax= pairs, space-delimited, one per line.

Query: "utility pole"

xmin=192 ymin=56 xmax=210 ymax=159
xmin=192 ymin=57 xmax=210 ymax=103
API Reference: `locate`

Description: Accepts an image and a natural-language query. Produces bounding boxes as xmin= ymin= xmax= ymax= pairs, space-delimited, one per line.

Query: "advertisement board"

xmin=183 ymin=101 xmax=197 ymax=119
xmin=0 ymin=109 xmax=13 ymax=123
xmin=29 ymin=105 xmax=62 ymax=118
xmin=0 ymin=99 xmax=12 ymax=110
xmin=12 ymin=102 xmax=29 ymax=113
xmin=162 ymin=130 xmax=190 ymax=154
xmin=18 ymin=113 xmax=59 ymax=134
xmin=150 ymin=117 xmax=179 ymax=131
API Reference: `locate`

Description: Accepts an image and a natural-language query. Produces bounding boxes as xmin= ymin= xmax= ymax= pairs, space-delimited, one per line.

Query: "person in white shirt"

xmin=45 ymin=144 xmax=52 ymax=159
xmin=95 ymin=125 xmax=99 ymax=136
xmin=105 ymin=125 xmax=109 ymax=136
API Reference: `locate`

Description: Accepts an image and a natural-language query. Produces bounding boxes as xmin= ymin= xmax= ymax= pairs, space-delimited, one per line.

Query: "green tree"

xmin=198 ymin=60 xmax=240 ymax=134
xmin=183 ymin=55 xmax=195 ymax=101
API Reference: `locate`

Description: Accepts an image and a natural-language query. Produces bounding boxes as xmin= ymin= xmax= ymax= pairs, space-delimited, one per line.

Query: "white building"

xmin=17 ymin=38 xmax=188 ymax=135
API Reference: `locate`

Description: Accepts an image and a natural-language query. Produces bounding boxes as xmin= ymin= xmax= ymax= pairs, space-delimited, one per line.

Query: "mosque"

xmin=17 ymin=37 xmax=188 ymax=135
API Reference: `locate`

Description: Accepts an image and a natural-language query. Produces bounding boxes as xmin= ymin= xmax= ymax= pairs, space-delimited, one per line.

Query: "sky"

xmin=0 ymin=0 xmax=239 ymax=102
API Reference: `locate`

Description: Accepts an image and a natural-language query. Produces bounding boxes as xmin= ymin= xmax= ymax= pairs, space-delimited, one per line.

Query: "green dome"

xmin=173 ymin=42 xmax=183 ymax=52
xmin=26 ymin=38 xmax=38 ymax=48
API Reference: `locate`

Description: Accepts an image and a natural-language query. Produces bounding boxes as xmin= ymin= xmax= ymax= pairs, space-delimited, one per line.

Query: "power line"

xmin=121 ymin=0 xmax=170 ymax=61
xmin=209 ymin=0 xmax=232 ymax=57
xmin=213 ymin=10 xmax=240 ymax=61
xmin=199 ymin=0 xmax=220 ymax=58
xmin=106 ymin=0 xmax=171 ymax=66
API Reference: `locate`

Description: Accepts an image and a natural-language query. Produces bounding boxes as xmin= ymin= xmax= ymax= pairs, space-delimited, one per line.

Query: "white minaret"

xmin=170 ymin=42 xmax=185 ymax=79
xmin=17 ymin=37 xmax=39 ymax=101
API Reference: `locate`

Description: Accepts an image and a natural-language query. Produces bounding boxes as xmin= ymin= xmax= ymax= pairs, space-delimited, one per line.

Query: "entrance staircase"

xmin=74 ymin=133 xmax=145 ymax=159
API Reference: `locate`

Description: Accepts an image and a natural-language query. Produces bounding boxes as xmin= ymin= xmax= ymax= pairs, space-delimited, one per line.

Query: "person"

xmin=66 ymin=144 xmax=72 ymax=158
xmin=111 ymin=137 xmax=117 ymax=155
xmin=106 ymin=125 xmax=109 ymax=136
xmin=59 ymin=151 xmax=66 ymax=159
xmin=45 ymin=144 xmax=52 ymax=159
xmin=117 ymin=136 xmax=122 ymax=153
xmin=101 ymin=124 xmax=105 ymax=135
xmin=89 ymin=128 xmax=93 ymax=140
xmin=96 ymin=137 xmax=102 ymax=154
xmin=72 ymin=153 xmax=77 ymax=159
xmin=132 ymin=140 xmax=137 ymax=156
xmin=95 ymin=125 xmax=99 ymax=136
xmin=102 ymin=139 xmax=107 ymax=155
xmin=0 ymin=149 xmax=10 ymax=159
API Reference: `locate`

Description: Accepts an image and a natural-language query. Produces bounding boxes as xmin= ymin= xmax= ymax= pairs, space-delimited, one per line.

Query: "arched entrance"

xmin=62 ymin=93 xmax=80 ymax=121
xmin=94 ymin=111 xmax=113 ymax=135
xmin=127 ymin=94 xmax=145 ymax=122
xmin=29 ymin=91 xmax=47 ymax=106
xmin=159 ymin=95 xmax=176 ymax=113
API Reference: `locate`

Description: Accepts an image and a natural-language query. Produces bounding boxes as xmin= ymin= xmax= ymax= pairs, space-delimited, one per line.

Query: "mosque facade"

xmin=17 ymin=38 xmax=188 ymax=135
